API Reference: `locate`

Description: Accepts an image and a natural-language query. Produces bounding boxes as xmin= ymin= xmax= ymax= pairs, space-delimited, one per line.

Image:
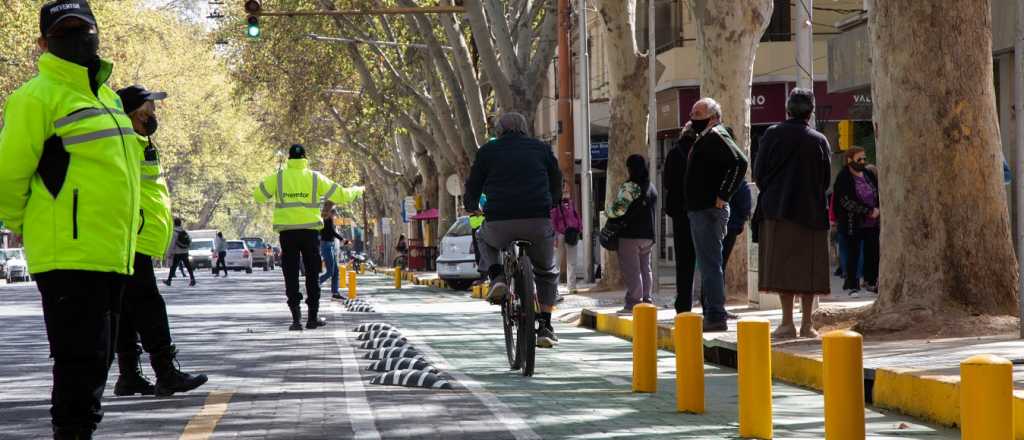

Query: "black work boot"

xmin=114 ymin=349 xmax=155 ymax=396
xmin=289 ymin=306 xmax=303 ymax=331
xmin=53 ymin=426 xmax=93 ymax=440
xmin=306 ymin=304 xmax=327 ymax=329
xmin=151 ymin=345 xmax=208 ymax=397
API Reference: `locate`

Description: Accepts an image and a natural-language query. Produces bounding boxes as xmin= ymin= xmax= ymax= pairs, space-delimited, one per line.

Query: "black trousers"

xmin=280 ymin=229 xmax=322 ymax=310
xmin=118 ymin=254 xmax=173 ymax=354
xmin=36 ymin=270 xmax=124 ymax=432
xmin=215 ymin=251 xmax=228 ymax=275
xmin=167 ymin=254 xmax=194 ymax=282
xmin=672 ymin=214 xmax=697 ymax=313
xmin=843 ymin=227 xmax=880 ymax=289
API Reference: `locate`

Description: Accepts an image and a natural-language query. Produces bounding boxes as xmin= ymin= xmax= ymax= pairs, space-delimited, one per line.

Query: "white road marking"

xmin=603 ymin=376 xmax=631 ymax=386
xmin=331 ymin=302 xmax=382 ymax=440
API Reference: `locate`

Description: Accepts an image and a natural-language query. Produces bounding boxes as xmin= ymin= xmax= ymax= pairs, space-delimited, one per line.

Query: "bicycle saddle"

xmin=511 ymin=240 xmax=533 ymax=248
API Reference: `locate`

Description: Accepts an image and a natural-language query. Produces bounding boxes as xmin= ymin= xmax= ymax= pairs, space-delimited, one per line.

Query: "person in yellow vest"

xmin=254 ymin=144 xmax=364 ymax=330
xmin=111 ymin=85 xmax=207 ymax=398
xmin=0 ymin=2 xmax=140 ymax=437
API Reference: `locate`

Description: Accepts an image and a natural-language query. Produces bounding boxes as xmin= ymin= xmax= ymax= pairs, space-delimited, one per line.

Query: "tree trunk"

xmin=436 ymin=160 xmax=456 ymax=240
xmin=855 ymin=0 xmax=1018 ymax=331
xmin=596 ymin=0 xmax=649 ymax=289
xmin=689 ymin=0 xmax=773 ymax=301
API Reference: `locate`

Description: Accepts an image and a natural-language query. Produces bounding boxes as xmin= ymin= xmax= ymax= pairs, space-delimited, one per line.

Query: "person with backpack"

xmin=164 ymin=218 xmax=196 ymax=287
xmin=605 ymin=155 xmax=658 ymax=314
xmin=550 ymin=181 xmax=582 ymax=293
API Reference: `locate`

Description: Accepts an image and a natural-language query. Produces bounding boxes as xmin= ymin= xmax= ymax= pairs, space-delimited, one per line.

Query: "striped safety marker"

xmin=358 ymin=338 xmax=410 ymax=350
xmin=364 ymin=346 xmax=422 ymax=360
xmin=347 ymin=305 xmax=376 ymax=313
xmin=370 ymin=369 xmax=452 ymax=389
xmin=353 ymin=323 xmax=394 ymax=332
xmin=366 ymin=357 xmax=437 ymax=373
xmin=357 ymin=329 xmax=403 ymax=341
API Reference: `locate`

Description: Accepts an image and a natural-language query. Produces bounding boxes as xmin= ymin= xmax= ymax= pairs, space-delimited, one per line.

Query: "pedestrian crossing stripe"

xmin=369 ymin=369 xmax=452 ymax=389
xmin=357 ymin=329 xmax=403 ymax=341
xmin=347 ymin=305 xmax=376 ymax=312
xmin=353 ymin=323 xmax=394 ymax=332
xmin=366 ymin=357 xmax=437 ymax=373
xmin=363 ymin=346 xmax=422 ymax=360
xmin=358 ymin=338 xmax=409 ymax=350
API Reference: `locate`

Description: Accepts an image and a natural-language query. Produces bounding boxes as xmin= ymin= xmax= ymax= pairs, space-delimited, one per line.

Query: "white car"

xmin=216 ymin=240 xmax=253 ymax=274
xmin=188 ymin=239 xmax=214 ymax=268
xmin=1 ymin=248 xmax=29 ymax=283
xmin=436 ymin=216 xmax=481 ymax=290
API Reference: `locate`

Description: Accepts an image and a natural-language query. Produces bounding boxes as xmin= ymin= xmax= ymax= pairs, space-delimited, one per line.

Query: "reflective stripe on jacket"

xmin=0 ymin=53 xmax=141 ymax=275
xmin=136 ymin=136 xmax=173 ymax=258
xmin=253 ymin=158 xmax=364 ymax=232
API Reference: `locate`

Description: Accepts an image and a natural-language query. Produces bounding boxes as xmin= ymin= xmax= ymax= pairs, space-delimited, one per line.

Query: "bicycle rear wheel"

xmin=515 ymin=254 xmax=536 ymax=377
xmin=501 ymin=292 xmax=521 ymax=370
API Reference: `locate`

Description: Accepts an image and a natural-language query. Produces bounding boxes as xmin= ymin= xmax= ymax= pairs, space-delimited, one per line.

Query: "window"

xmin=761 ymin=0 xmax=791 ymax=42
xmin=636 ymin=0 xmax=684 ymax=54
xmin=190 ymin=240 xmax=213 ymax=250
xmin=445 ymin=217 xmax=473 ymax=237
xmin=227 ymin=241 xmax=245 ymax=250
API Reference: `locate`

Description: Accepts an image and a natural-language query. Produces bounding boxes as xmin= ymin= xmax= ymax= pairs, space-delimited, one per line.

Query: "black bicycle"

xmin=499 ymin=240 xmax=538 ymax=377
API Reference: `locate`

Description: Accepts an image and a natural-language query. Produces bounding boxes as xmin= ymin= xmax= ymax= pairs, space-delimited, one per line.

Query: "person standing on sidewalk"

xmin=319 ymin=209 xmax=345 ymax=299
xmin=606 ymin=155 xmax=658 ymax=314
xmin=0 ymin=2 xmax=141 ymax=437
xmin=664 ymin=122 xmax=698 ymax=313
xmin=112 ymin=85 xmax=207 ymax=398
xmin=832 ymin=146 xmax=880 ymax=297
xmin=164 ymin=218 xmax=196 ymax=287
xmin=253 ymin=144 xmax=364 ymax=331
xmin=551 ymin=181 xmax=582 ymax=293
xmin=753 ymin=88 xmax=832 ymax=339
xmin=684 ymin=98 xmax=749 ymax=332
xmin=213 ymin=232 xmax=227 ymax=277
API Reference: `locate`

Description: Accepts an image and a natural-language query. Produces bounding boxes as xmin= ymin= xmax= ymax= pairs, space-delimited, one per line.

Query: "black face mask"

xmin=142 ymin=116 xmax=158 ymax=136
xmin=851 ymin=162 xmax=867 ymax=172
xmin=690 ymin=118 xmax=711 ymax=133
xmin=46 ymin=29 xmax=99 ymax=67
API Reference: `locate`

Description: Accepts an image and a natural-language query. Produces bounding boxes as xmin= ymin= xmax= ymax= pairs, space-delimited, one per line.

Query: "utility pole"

xmin=647 ymin=0 xmax=660 ymax=295
xmin=578 ymin=0 xmax=594 ymax=283
xmin=1015 ymin=0 xmax=1024 ymax=338
xmin=795 ymin=0 xmax=814 ymax=125
xmin=557 ymin=0 xmax=575 ymax=194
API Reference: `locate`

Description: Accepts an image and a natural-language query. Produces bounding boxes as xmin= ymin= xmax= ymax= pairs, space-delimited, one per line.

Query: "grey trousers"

xmin=617 ymin=238 xmax=655 ymax=308
xmin=478 ymin=218 xmax=559 ymax=306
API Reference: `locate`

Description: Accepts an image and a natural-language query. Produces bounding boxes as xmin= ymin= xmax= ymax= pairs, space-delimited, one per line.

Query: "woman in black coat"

xmin=832 ymin=146 xmax=880 ymax=296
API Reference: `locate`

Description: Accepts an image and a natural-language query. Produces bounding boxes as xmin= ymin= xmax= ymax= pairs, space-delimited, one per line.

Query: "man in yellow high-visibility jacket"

xmin=254 ymin=144 xmax=363 ymax=330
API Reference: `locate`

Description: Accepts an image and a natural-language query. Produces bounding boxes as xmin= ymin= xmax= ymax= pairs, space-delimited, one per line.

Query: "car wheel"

xmin=448 ymin=279 xmax=473 ymax=291
xmin=246 ymin=267 xmax=253 ymax=274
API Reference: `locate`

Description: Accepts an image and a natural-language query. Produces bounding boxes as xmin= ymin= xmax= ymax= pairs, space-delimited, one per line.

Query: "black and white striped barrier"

xmin=347 ymin=304 xmax=376 ymax=313
xmin=364 ymin=347 xmax=422 ymax=360
xmin=366 ymin=357 xmax=438 ymax=373
xmin=357 ymin=329 xmax=403 ymax=341
xmin=343 ymin=299 xmax=369 ymax=307
xmin=370 ymin=369 xmax=452 ymax=389
xmin=359 ymin=338 xmax=410 ymax=350
xmin=353 ymin=323 xmax=394 ymax=332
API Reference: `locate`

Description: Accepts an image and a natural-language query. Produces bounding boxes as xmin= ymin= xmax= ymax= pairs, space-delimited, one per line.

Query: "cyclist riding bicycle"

xmin=464 ymin=112 xmax=563 ymax=348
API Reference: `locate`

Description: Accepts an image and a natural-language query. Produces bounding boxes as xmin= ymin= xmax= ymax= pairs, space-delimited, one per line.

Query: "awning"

xmin=411 ymin=208 xmax=439 ymax=221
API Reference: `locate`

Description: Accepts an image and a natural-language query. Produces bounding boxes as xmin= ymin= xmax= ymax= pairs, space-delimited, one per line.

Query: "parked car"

xmin=436 ymin=216 xmax=480 ymax=290
xmin=216 ymin=240 xmax=253 ymax=274
xmin=1 ymin=248 xmax=29 ymax=283
xmin=189 ymin=239 xmax=215 ymax=268
xmin=241 ymin=237 xmax=274 ymax=270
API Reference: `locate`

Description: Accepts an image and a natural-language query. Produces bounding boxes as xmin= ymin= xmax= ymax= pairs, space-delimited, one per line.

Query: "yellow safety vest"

xmin=254 ymin=158 xmax=364 ymax=232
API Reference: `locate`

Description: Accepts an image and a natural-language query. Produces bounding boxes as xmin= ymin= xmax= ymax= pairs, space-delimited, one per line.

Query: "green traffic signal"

xmin=246 ymin=16 xmax=261 ymax=38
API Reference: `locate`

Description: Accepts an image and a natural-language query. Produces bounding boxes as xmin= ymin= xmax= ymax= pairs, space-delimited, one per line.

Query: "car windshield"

xmin=227 ymin=241 xmax=245 ymax=250
xmin=4 ymin=249 xmax=24 ymax=260
xmin=243 ymin=239 xmax=262 ymax=249
xmin=190 ymin=240 xmax=213 ymax=251
xmin=445 ymin=217 xmax=472 ymax=237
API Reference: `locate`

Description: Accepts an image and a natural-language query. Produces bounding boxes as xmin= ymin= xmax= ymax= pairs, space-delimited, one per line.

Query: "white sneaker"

xmin=846 ymin=288 xmax=862 ymax=298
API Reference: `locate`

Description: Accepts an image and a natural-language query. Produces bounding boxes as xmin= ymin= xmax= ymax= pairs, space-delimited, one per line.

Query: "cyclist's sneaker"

xmin=537 ymin=327 xmax=558 ymax=348
xmin=487 ymin=280 xmax=509 ymax=304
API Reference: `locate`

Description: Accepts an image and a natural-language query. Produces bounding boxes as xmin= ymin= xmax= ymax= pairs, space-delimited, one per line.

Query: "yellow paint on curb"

xmin=179 ymin=390 xmax=235 ymax=440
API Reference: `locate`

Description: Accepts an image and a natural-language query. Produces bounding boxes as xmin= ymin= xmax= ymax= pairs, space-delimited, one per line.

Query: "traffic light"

xmin=244 ymin=0 xmax=261 ymax=39
xmin=838 ymin=120 xmax=853 ymax=151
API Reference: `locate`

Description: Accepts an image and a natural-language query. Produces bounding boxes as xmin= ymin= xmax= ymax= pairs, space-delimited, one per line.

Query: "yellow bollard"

xmin=632 ymin=303 xmax=658 ymax=393
xmin=347 ymin=271 xmax=357 ymax=300
xmin=339 ymin=265 xmax=348 ymax=290
xmin=823 ymin=330 xmax=865 ymax=440
xmin=960 ymin=354 xmax=1013 ymax=440
xmin=675 ymin=313 xmax=704 ymax=414
xmin=738 ymin=318 xmax=773 ymax=439
xmin=394 ymin=267 xmax=402 ymax=289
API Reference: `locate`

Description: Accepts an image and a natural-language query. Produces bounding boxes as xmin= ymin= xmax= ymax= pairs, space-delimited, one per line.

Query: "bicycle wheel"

xmin=501 ymin=292 xmax=521 ymax=370
xmin=515 ymin=253 xmax=536 ymax=377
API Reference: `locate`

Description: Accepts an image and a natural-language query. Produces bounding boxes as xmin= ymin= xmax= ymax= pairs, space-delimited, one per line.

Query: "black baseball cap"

xmin=39 ymin=1 xmax=97 ymax=36
xmin=289 ymin=144 xmax=306 ymax=159
xmin=116 ymin=85 xmax=167 ymax=114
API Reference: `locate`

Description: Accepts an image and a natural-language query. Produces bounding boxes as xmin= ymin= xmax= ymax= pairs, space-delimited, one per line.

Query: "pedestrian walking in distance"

xmin=113 ymin=84 xmax=207 ymax=399
xmin=684 ymin=97 xmax=749 ymax=333
xmin=214 ymin=231 xmax=228 ymax=277
xmin=0 ymin=2 xmax=141 ymax=437
xmin=319 ymin=209 xmax=345 ymax=299
xmin=753 ymin=88 xmax=833 ymax=339
xmin=165 ymin=218 xmax=196 ymax=287
xmin=254 ymin=144 xmax=364 ymax=331
xmin=664 ymin=121 xmax=698 ymax=313
xmin=832 ymin=146 xmax=881 ymax=297
xmin=551 ymin=180 xmax=582 ymax=293
xmin=606 ymin=155 xmax=658 ymax=314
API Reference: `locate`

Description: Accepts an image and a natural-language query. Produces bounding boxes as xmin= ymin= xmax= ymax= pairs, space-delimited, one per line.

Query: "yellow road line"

xmin=179 ymin=390 xmax=235 ymax=440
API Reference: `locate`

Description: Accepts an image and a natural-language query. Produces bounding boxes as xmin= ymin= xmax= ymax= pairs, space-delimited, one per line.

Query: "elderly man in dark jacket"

xmin=684 ymin=98 xmax=749 ymax=332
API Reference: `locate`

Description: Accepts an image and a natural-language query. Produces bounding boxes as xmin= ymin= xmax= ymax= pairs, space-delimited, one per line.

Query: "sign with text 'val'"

xmin=402 ymin=197 xmax=417 ymax=224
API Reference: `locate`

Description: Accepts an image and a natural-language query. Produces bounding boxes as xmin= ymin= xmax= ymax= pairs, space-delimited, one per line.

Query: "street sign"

xmin=591 ymin=142 xmax=608 ymax=160
xmin=445 ymin=174 xmax=463 ymax=196
xmin=382 ymin=217 xmax=392 ymax=235
xmin=403 ymin=196 xmax=416 ymax=223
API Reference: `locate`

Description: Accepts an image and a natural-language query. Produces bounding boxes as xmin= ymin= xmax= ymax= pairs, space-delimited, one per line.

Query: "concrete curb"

xmin=579 ymin=307 xmax=1024 ymax=438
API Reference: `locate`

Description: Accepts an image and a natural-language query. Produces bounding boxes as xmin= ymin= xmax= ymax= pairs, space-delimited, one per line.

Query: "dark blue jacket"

xmin=464 ymin=134 xmax=562 ymax=221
